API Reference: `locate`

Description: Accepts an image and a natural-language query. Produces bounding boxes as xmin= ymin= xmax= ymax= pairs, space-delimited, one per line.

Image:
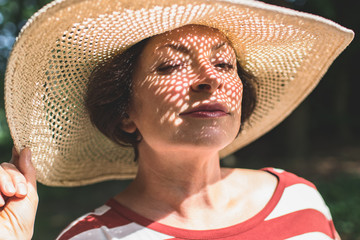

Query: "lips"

xmin=179 ymin=103 xmax=229 ymax=118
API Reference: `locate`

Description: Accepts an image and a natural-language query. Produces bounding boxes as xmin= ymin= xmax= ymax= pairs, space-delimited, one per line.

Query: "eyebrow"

xmin=212 ymin=42 xmax=227 ymax=51
xmin=157 ymin=41 xmax=228 ymax=54
xmin=158 ymin=43 xmax=191 ymax=54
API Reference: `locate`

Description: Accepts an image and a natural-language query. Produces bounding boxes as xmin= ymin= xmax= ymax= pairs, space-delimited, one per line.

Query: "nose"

xmin=191 ymin=62 xmax=223 ymax=93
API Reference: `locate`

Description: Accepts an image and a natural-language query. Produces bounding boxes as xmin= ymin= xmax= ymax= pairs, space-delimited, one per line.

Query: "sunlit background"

xmin=0 ymin=0 xmax=359 ymax=239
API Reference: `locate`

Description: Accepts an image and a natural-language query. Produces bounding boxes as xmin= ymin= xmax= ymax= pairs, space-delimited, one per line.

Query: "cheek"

xmin=223 ymin=74 xmax=243 ymax=113
xmin=145 ymin=73 xmax=191 ymax=107
xmin=135 ymin=74 xmax=191 ymax=126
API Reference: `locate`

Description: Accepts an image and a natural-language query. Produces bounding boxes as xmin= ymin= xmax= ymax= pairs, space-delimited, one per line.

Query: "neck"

xmin=117 ymin=140 xmax=231 ymax=221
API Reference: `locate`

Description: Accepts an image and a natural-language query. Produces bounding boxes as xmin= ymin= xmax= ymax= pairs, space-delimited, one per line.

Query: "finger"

xmin=0 ymin=193 xmax=8 ymax=206
xmin=16 ymin=148 xmax=37 ymax=191
xmin=9 ymin=148 xmax=39 ymax=210
xmin=0 ymin=164 xmax=16 ymax=197
xmin=0 ymin=193 xmax=5 ymax=207
xmin=1 ymin=162 xmax=28 ymax=198
xmin=10 ymin=146 xmax=20 ymax=164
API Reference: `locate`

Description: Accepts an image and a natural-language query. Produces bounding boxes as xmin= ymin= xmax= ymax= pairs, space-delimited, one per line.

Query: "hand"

xmin=0 ymin=147 xmax=38 ymax=240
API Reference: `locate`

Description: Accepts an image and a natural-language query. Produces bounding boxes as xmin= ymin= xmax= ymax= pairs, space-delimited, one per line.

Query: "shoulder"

xmin=223 ymin=167 xmax=322 ymax=206
xmin=223 ymin=167 xmax=332 ymax=220
xmin=223 ymin=168 xmax=336 ymax=236
xmin=56 ymin=204 xmax=128 ymax=240
xmin=56 ymin=200 xmax=172 ymax=240
xmin=262 ymin=167 xmax=333 ymax=222
xmin=247 ymin=168 xmax=338 ymax=239
xmin=263 ymin=167 xmax=316 ymax=189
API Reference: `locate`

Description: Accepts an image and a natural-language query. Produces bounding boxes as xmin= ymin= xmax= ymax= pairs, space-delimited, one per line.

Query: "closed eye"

xmin=156 ymin=62 xmax=182 ymax=75
xmin=215 ymin=62 xmax=234 ymax=70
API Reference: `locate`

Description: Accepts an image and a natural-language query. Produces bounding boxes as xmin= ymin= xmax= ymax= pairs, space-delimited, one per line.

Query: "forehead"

xmin=147 ymin=24 xmax=230 ymax=50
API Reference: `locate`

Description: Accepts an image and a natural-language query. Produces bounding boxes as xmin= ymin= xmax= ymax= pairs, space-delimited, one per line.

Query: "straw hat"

xmin=5 ymin=0 xmax=353 ymax=186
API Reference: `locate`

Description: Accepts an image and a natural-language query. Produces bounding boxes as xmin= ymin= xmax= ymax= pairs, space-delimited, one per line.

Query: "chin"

xmin=171 ymin=127 xmax=237 ymax=150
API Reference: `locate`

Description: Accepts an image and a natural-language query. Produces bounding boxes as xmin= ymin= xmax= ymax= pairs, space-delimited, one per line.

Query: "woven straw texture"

xmin=5 ymin=0 xmax=353 ymax=186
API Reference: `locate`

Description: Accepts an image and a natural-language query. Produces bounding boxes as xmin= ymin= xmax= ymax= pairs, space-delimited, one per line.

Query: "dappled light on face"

xmin=132 ymin=25 xmax=243 ymax=147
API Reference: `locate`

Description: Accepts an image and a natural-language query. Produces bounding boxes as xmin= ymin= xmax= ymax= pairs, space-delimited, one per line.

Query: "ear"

xmin=121 ymin=116 xmax=137 ymax=134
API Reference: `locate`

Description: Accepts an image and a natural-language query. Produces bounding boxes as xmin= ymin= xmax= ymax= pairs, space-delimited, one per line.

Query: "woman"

xmin=0 ymin=0 xmax=353 ymax=239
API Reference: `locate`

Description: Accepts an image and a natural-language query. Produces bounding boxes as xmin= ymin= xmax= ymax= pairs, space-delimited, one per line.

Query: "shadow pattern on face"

xmin=86 ymin=24 xmax=257 ymax=158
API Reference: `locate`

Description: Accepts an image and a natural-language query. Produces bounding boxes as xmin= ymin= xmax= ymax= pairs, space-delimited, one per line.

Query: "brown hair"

xmin=85 ymin=38 xmax=257 ymax=156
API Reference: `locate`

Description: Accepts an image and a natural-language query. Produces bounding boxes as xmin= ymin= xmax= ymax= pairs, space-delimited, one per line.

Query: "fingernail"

xmin=5 ymin=183 xmax=16 ymax=194
xmin=18 ymin=183 xmax=27 ymax=195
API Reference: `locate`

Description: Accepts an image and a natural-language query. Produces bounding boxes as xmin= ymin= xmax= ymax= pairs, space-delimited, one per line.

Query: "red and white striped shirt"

xmin=57 ymin=168 xmax=337 ymax=240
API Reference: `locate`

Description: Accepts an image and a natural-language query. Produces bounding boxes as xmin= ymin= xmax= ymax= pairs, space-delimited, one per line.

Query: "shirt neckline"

xmin=107 ymin=168 xmax=285 ymax=239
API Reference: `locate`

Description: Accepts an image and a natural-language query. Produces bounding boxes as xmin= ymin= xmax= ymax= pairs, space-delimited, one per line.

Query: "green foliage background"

xmin=0 ymin=0 xmax=359 ymax=239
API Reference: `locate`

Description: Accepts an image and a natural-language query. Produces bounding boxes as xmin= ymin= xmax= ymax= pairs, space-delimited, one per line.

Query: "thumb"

xmin=12 ymin=147 xmax=37 ymax=190
xmin=6 ymin=148 xmax=38 ymax=240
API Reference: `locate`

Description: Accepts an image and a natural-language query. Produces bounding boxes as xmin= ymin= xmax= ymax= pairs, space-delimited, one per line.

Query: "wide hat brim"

xmin=5 ymin=0 xmax=353 ymax=186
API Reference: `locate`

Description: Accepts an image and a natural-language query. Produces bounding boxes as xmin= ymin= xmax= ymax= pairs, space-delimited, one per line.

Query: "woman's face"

xmin=126 ymin=25 xmax=243 ymax=152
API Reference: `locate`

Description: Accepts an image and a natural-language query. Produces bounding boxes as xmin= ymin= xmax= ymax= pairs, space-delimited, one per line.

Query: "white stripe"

xmin=94 ymin=205 xmax=112 ymax=215
xmin=272 ymin=168 xmax=285 ymax=173
xmin=68 ymin=222 xmax=173 ymax=240
xmin=285 ymin=232 xmax=334 ymax=240
xmin=265 ymin=183 xmax=332 ymax=221
xmin=56 ymin=205 xmax=111 ymax=240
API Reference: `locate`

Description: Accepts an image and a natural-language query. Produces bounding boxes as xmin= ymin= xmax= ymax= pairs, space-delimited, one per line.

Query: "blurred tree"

xmin=0 ymin=0 xmax=53 ymax=154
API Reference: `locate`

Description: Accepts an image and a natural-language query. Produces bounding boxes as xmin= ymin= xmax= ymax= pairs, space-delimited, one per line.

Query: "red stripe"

xmin=264 ymin=168 xmax=316 ymax=189
xmin=57 ymin=207 xmax=132 ymax=240
xmin=219 ymin=209 xmax=335 ymax=240
xmin=106 ymin=183 xmax=284 ymax=240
